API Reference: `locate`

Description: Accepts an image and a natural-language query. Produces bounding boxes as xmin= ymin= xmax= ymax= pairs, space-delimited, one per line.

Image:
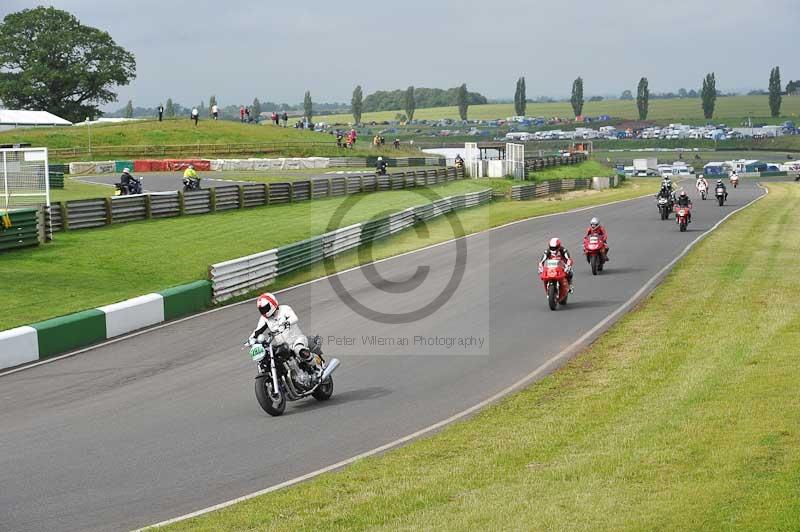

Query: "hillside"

xmin=0 ymin=119 xmax=420 ymax=160
xmin=319 ymin=95 xmax=800 ymax=124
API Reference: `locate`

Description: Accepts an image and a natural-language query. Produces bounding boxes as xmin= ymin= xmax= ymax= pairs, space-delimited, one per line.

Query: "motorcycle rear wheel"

xmin=547 ymin=283 xmax=557 ymax=311
xmin=255 ymin=378 xmax=286 ymax=416
xmin=312 ymin=377 xmax=334 ymax=401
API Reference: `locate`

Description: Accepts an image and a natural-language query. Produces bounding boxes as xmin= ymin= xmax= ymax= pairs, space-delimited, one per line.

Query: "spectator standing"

xmin=393 ymin=138 xmax=400 ymax=149
xmin=282 ymin=112 xmax=288 ymax=127
xmin=157 ymin=104 xmax=164 ymax=122
xmin=239 ymin=106 xmax=245 ymax=123
xmin=191 ymin=107 xmax=199 ymax=126
xmin=350 ymin=128 xmax=357 ymax=146
xmin=245 ymin=107 xmax=251 ymax=122
xmin=211 ymin=104 xmax=219 ymax=120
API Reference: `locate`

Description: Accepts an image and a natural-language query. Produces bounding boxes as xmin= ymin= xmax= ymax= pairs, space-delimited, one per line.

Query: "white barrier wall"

xmin=0 ymin=326 xmax=39 ymax=369
xmin=99 ymin=294 xmax=165 ymax=338
xmin=209 ymin=157 xmax=330 ymax=171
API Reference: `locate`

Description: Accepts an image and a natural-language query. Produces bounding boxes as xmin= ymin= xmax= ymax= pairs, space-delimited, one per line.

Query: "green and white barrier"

xmin=0 ymin=281 xmax=212 ymax=370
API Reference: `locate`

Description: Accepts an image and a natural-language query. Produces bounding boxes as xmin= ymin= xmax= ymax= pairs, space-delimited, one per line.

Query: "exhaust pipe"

xmin=320 ymin=358 xmax=340 ymax=382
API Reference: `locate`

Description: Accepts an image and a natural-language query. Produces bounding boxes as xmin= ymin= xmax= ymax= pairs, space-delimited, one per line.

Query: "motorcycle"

xmin=657 ymin=196 xmax=672 ymax=220
xmin=583 ymin=235 xmax=607 ymax=275
xmin=376 ymin=164 xmax=388 ymax=176
xmin=114 ymin=176 xmax=143 ymax=196
xmin=715 ymin=186 xmax=727 ymax=206
xmin=674 ymin=205 xmax=691 ymax=232
xmin=246 ymin=329 xmax=340 ymax=417
xmin=183 ymin=177 xmax=201 ymax=191
xmin=730 ymin=174 xmax=739 ymax=188
xmin=539 ymin=258 xmax=570 ymax=311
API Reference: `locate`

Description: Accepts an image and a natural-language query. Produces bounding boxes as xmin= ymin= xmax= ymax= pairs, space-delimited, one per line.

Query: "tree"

xmin=0 ymin=7 xmax=136 ymax=122
xmin=620 ymin=89 xmax=633 ymax=100
xmin=570 ymin=77 xmax=584 ymax=117
xmin=404 ymin=86 xmax=416 ymax=122
xmin=456 ymin=83 xmax=469 ymax=120
xmin=769 ymin=66 xmax=782 ymax=118
xmin=688 ymin=89 xmax=699 ymax=98
xmin=351 ymin=85 xmax=363 ymax=124
xmin=252 ymin=98 xmax=262 ymax=119
xmin=303 ymin=91 xmax=313 ymax=122
xmin=701 ymin=72 xmax=717 ymax=119
xmin=514 ymin=77 xmax=527 ymax=116
xmin=198 ymin=100 xmax=205 ymax=115
xmin=165 ymin=98 xmax=175 ymax=117
xmin=636 ymin=77 xmax=649 ymax=120
xmin=678 ymin=88 xmax=688 ymax=98
xmin=786 ymin=80 xmax=799 ymax=95
xmin=123 ymin=100 xmax=133 ymax=118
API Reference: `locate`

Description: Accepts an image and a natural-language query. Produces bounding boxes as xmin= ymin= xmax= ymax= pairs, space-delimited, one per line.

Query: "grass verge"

xmin=50 ymin=178 xmax=115 ymax=201
xmin=2 ymin=179 xmax=654 ymax=331
xmin=526 ymin=159 xmax=611 ymax=182
xmin=163 ymin=183 xmax=800 ymax=531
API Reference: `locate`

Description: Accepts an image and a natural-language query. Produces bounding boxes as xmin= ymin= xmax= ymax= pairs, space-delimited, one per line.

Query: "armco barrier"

xmin=209 ymin=188 xmax=493 ymax=303
xmin=0 ymin=208 xmax=39 ymax=251
xmin=510 ymin=174 xmax=619 ymax=201
xmin=43 ymin=167 xmax=464 ymax=236
xmin=0 ymin=281 xmax=213 ymax=370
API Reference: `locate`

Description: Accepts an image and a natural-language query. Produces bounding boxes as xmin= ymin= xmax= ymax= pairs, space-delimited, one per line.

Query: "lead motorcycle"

xmin=246 ymin=329 xmax=340 ymax=417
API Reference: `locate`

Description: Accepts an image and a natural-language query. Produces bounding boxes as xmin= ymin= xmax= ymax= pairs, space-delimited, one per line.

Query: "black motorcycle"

xmin=657 ymin=195 xmax=672 ymax=220
xmin=247 ymin=330 xmax=340 ymax=417
xmin=183 ymin=177 xmax=201 ymax=192
xmin=115 ymin=176 xmax=143 ymax=195
xmin=715 ymin=186 xmax=727 ymax=206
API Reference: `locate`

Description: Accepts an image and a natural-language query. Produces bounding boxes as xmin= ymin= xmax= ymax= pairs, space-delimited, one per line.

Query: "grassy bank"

xmin=50 ymin=178 xmax=115 ymax=202
xmin=319 ymin=95 xmax=800 ymax=124
xmin=527 ymin=159 xmax=611 ymax=181
xmin=0 ymin=119 xmax=422 ymax=161
xmin=163 ymin=183 xmax=800 ymax=531
xmin=2 ymin=179 xmax=654 ymax=331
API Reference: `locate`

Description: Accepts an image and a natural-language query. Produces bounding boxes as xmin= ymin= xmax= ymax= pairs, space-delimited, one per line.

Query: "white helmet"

xmin=122 ymin=167 xmax=130 ymax=174
xmin=549 ymin=237 xmax=561 ymax=251
xmin=256 ymin=293 xmax=278 ymax=318
xmin=590 ymin=217 xmax=599 ymax=228
xmin=377 ymin=156 xmax=383 ymax=161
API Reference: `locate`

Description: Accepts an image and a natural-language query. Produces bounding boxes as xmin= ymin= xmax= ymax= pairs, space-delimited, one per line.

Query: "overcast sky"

xmin=2 ymin=0 xmax=798 ymax=109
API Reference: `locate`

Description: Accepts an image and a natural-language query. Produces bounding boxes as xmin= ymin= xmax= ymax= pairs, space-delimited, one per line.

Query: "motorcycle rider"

xmin=695 ymin=174 xmax=708 ymax=195
xmin=656 ymin=182 xmax=674 ymax=207
xmin=249 ymin=293 xmax=322 ymax=372
xmin=376 ymin=156 xmax=388 ymax=175
xmin=454 ymin=154 xmax=465 ymax=168
xmin=715 ymin=179 xmax=729 ymax=201
xmin=585 ymin=217 xmax=609 ymax=261
xmin=183 ymin=164 xmax=200 ymax=189
xmin=539 ymin=237 xmax=574 ymax=293
xmin=676 ymin=190 xmax=692 ymax=223
xmin=119 ymin=167 xmax=139 ymax=194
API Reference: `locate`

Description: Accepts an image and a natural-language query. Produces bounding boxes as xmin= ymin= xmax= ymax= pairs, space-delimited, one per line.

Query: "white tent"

xmin=0 ymin=110 xmax=72 ymax=131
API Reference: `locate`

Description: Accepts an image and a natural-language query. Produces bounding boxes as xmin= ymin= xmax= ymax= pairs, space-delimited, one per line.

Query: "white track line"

xmin=137 ymin=184 xmax=766 ymax=530
xmin=1 ymin=185 xmax=655 ymax=378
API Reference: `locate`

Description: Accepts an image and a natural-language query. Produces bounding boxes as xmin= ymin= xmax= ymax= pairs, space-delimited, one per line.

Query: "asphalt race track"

xmin=75 ymin=172 xmax=253 ymax=192
xmin=0 ymin=180 xmax=763 ymax=532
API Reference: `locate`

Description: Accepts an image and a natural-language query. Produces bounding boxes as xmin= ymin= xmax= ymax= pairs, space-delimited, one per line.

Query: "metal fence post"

xmin=60 ymin=201 xmax=69 ymax=231
xmin=237 ymin=185 xmax=245 ymax=209
xmin=289 ymin=182 xmax=295 ymax=203
xmin=209 ymin=187 xmax=217 ymax=212
xmin=144 ymin=194 xmax=152 ymax=219
xmin=178 ymin=191 xmax=186 ymax=216
xmin=262 ymin=183 xmax=268 ymax=205
xmin=104 ymin=197 xmax=112 ymax=225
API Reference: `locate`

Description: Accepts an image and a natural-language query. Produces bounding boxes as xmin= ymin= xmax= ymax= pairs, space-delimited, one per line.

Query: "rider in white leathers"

xmin=249 ymin=293 xmax=320 ymax=371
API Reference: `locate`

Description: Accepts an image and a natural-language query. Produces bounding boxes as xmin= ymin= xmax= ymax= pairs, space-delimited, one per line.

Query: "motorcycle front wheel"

xmin=679 ymin=221 xmax=687 ymax=232
xmin=590 ymin=254 xmax=599 ymax=275
xmin=718 ymin=196 xmax=724 ymax=206
xmin=255 ymin=377 xmax=286 ymax=416
xmin=547 ymin=282 xmax=557 ymax=311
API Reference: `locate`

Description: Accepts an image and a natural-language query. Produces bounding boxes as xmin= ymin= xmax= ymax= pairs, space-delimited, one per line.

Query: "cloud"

xmin=2 ymin=0 xmax=797 ymax=109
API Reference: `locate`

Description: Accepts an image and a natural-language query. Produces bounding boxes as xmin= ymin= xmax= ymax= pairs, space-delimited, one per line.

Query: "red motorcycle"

xmin=674 ymin=205 xmax=691 ymax=232
xmin=539 ymin=258 xmax=570 ymax=311
xmin=583 ymin=235 xmax=607 ymax=275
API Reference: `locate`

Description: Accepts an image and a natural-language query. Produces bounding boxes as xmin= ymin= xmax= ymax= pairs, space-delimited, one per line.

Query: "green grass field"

xmin=50 ymin=178 xmax=115 ymax=201
xmin=320 ymin=95 xmax=800 ymax=124
xmin=1 ymin=179 xmax=654 ymax=331
xmin=163 ymin=182 xmax=800 ymax=532
xmin=0 ymin=119 xmax=420 ymax=161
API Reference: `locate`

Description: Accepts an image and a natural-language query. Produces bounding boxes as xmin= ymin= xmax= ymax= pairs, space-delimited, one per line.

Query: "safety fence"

xmin=525 ymin=153 xmax=587 ymax=171
xmin=510 ymin=175 xmax=624 ymax=201
xmin=46 ymin=167 xmax=464 ymax=233
xmin=0 ymin=208 xmax=39 ymax=251
xmin=66 ymin=156 xmax=446 ymax=175
xmin=209 ymin=188 xmax=493 ymax=302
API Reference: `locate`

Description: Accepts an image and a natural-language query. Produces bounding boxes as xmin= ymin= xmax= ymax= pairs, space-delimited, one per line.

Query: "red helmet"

xmin=256 ymin=293 xmax=278 ymax=317
xmin=549 ymin=237 xmax=561 ymax=251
